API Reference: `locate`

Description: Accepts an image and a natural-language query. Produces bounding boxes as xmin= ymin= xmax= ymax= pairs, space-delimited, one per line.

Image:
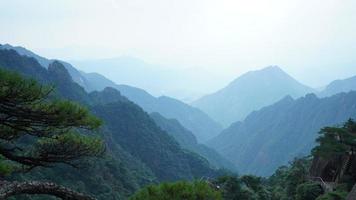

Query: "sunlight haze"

xmin=1 ymin=0 xmax=356 ymax=99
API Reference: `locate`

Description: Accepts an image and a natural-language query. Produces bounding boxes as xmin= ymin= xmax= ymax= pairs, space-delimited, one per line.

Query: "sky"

xmin=1 ymin=0 xmax=356 ymax=99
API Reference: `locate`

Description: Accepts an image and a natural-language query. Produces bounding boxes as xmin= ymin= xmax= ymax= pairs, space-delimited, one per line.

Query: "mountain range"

xmin=318 ymin=75 xmax=356 ymax=97
xmin=208 ymin=92 xmax=356 ymax=176
xmin=0 ymin=44 xmax=222 ymax=142
xmin=3 ymin=43 xmax=356 ymax=182
xmin=0 ymin=48 xmax=226 ymax=199
xmin=192 ymin=66 xmax=315 ymax=127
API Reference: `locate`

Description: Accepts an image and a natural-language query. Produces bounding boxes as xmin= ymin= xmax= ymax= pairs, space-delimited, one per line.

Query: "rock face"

xmin=347 ymin=183 xmax=356 ymax=200
xmin=310 ymin=154 xmax=356 ymax=195
xmin=309 ymin=155 xmax=353 ymax=182
xmin=0 ymin=181 xmax=95 ymax=200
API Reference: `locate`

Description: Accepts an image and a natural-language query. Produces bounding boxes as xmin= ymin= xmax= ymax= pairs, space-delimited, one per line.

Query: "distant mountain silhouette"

xmin=70 ymin=57 xmax=206 ymax=101
xmin=208 ymin=92 xmax=356 ymax=176
xmin=319 ymin=75 xmax=356 ymax=97
xmin=0 ymin=43 xmax=94 ymax=91
xmin=109 ymin=84 xmax=223 ymax=142
xmin=0 ymin=44 xmax=221 ymax=142
xmin=193 ymin=66 xmax=315 ymax=127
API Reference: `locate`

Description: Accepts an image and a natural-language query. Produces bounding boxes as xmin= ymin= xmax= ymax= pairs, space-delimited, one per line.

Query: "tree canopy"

xmin=129 ymin=180 xmax=222 ymax=200
xmin=0 ymin=68 xmax=104 ymax=199
xmin=312 ymin=119 xmax=356 ymax=158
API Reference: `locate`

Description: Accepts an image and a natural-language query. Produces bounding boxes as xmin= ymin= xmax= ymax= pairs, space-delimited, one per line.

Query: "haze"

xmin=1 ymin=0 xmax=356 ymax=100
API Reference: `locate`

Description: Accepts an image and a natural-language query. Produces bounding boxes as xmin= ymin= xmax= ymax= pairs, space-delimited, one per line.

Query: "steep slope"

xmin=92 ymin=100 xmax=218 ymax=181
xmin=0 ymin=43 xmax=93 ymax=91
xmin=0 ymin=49 xmax=155 ymax=199
xmin=193 ymin=66 xmax=315 ymax=127
xmin=319 ymin=75 xmax=356 ymax=97
xmin=208 ymin=92 xmax=356 ymax=176
xmin=89 ymin=87 xmax=222 ymax=180
xmin=0 ymin=49 xmax=221 ymax=198
xmin=83 ymin=72 xmax=117 ymax=91
xmin=1 ymin=44 xmax=222 ymax=142
xmin=82 ymin=77 xmax=222 ymax=142
xmin=150 ymin=112 xmax=236 ymax=171
xmin=85 ymin=78 xmax=222 ymax=142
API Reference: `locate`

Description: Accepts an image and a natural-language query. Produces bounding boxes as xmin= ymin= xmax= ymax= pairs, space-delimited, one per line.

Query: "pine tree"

xmin=0 ymin=69 xmax=104 ymax=199
xmin=312 ymin=119 xmax=356 ymax=158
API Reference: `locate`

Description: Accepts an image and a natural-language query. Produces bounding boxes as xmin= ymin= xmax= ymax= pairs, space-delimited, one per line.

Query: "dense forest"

xmin=129 ymin=119 xmax=356 ymax=200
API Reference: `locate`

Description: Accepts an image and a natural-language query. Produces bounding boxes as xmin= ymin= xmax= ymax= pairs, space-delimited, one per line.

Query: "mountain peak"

xmin=248 ymin=65 xmax=287 ymax=77
xmin=193 ymin=65 xmax=314 ymax=127
xmin=260 ymin=65 xmax=283 ymax=72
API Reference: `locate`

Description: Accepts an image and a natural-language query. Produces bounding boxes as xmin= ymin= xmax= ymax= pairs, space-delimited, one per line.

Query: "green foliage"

xmin=214 ymin=176 xmax=245 ymax=200
xmin=0 ymin=68 xmax=104 ymax=172
xmin=129 ymin=181 xmax=222 ymax=200
xmin=315 ymin=190 xmax=347 ymax=200
xmin=266 ymin=157 xmax=311 ymax=200
xmin=0 ymin=49 xmax=226 ymax=199
xmin=213 ymin=175 xmax=271 ymax=200
xmin=150 ymin=112 xmax=236 ymax=171
xmin=241 ymin=175 xmax=263 ymax=191
xmin=0 ymin=156 xmax=13 ymax=176
xmin=313 ymin=119 xmax=356 ymax=158
xmin=93 ymin=101 xmax=218 ymax=181
xmin=0 ymin=50 xmax=159 ymax=199
xmin=295 ymin=182 xmax=323 ymax=200
xmin=265 ymin=120 xmax=356 ymax=200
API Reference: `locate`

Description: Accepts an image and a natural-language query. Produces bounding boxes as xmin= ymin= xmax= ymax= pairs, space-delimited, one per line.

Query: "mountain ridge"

xmin=208 ymin=91 xmax=356 ymax=176
xmin=319 ymin=75 xmax=356 ymax=97
xmin=192 ymin=65 xmax=315 ymax=127
xmin=0 ymin=43 xmax=222 ymax=142
xmin=0 ymin=49 xmax=225 ymax=198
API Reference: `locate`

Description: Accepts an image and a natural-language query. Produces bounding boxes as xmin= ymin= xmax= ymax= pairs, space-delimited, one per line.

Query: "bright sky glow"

xmin=1 ymin=0 xmax=356 ymax=98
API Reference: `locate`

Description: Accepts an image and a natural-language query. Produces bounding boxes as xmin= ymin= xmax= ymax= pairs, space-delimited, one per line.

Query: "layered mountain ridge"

xmin=0 ymin=48 xmax=225 ymax=199
xmin=208 ymin=91 xmax=356 ymax=176
xmin=192 ymin=66 xmax=315 ymax=127
xmin=0 ymin=43 xmax=221 ymax=142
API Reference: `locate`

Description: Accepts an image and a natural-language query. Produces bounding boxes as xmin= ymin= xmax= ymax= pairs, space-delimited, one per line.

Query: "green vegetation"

xmin=315 ymin=190 xmax=347 ymax=200
xmin=129 ymin=181 xmax=222 ymax=200
xmin=313 ymin=119 xmax=356 ymax=158
xmin=150 ymin=112 xmax=236 ymax=171
xmin=266 ymin=157 xmax=311 ymax=199
xmin=2 ymin=47 xmax=356 ymax=199
xmin=0 ymin=68 xmax=104 ymax=199
xmin=92 ymin=100 xmax=219 ymax=181
xmin=295 ymin=182 xmax=323 ymax=200
xmin=213 ymin=175 xmax=270 ymax=200
xmin=133 ymin=119 xmax=356 ymax=200
xmin=0 ymin=47 xmax=225 ymax=199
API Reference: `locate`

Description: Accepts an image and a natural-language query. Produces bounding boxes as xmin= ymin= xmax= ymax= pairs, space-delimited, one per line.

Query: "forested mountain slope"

xmin=0 ymin=49 xmax=222 ymax=199
xmin=209 ymin=92 xmax=356 ymax=176
xmin=0 ymin=43 xmax=94 ymax=92
xmin=150 ymin=112 xmax=236 ymax=171
xmin=0 ymin=44 xmax=221 ymax=142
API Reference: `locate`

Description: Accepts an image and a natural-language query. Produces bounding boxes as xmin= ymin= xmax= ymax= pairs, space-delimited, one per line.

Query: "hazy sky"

xmin=1 ymin=0 xmax=356 ymax=97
